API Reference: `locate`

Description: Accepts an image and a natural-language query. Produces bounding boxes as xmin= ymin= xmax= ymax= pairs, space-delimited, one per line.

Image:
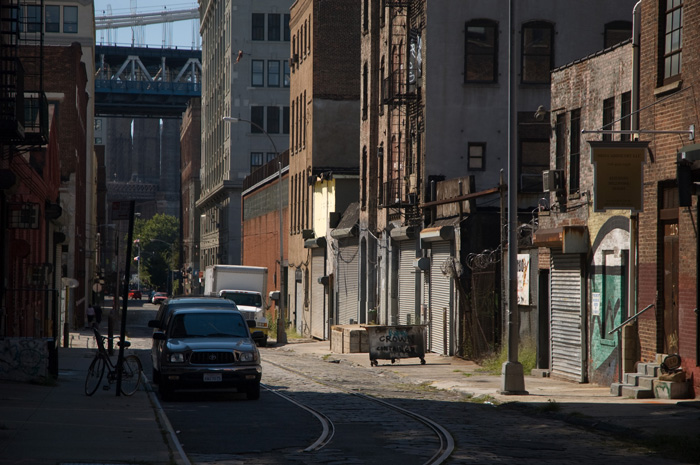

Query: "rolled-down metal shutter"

xmin=311 ymin=248 xmax=326 ymax=340
xmin=398 ymin=240 xmax=417 ymax=325
xmin=429 ymin=242 xmax=452 ymax=355
xmin=550 ymin=251 xmax=584 ymax=381
xmin=337 ymin=239 xmax=359 ymax=325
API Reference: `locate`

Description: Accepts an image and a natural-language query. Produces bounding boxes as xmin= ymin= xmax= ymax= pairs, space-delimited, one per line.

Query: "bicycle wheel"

xmin=120 ymin=355 xmax=142 ymax=396
xmin=85 ymin=356 xmax=106 ymax=396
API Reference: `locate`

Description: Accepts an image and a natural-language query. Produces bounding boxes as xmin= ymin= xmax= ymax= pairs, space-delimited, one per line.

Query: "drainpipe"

xmin=626 ymin=1 xmax=642 ymax=377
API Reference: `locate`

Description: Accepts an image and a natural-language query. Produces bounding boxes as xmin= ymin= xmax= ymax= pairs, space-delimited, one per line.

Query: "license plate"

xmin=203 ymin=373 xmax=222 ymax=382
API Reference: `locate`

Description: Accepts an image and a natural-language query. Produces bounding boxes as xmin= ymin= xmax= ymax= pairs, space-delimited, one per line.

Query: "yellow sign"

xmin=589 ymin=142 xmax=648 ymax=212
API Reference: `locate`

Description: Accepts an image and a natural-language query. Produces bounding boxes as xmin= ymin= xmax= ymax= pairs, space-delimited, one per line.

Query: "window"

xmin=620 ymin=91 xmax=631 ymax=142
xmin=26 ymin=5 xmax=41 ymax=33
xmin=569 ymin=109 xmax=581 ymax=194
xmin=268 ymin=14 xmax=280 ymax=41
xmin=94 ymin=119 xmax=102 ymax=131
xmin=363 ymin=0 xmax=369 ymax=33
xmin=555 ymin=113 xmax=566 ymax=171
xmin=521 ymin=21 xmax=553 ymax=84
xmin=604 ymin=21 xmax=632 ymax=48
xmin=283 ymin=60 xmax=290 ymax=87
xmin=251 ymin=152 xmax=264 ymax=170
xmin=283 ymin=106 xmax=290 ymax=134
xmin=250 ymin=107 xmax=264 ymax=134
xmin=268 ymin=61 xmax=280 ymax=87
xmin=252 ymin=60 xmax=264 ymax=87
xmin=464 ymin=19 xmax=498 ymax=83
xmin=267 ymin=106 xmax=280 ymax=134
xmin=468 ymin=143 xmax=485 ymax=170
xmin=45 ymin=5 xmax=60 ymax=33
xmin=602 ymin=97 xmax=615 ymax=142
xmin=362 ymin=62 xmax=368 ymax=120
xmin=662 ymin=0 xmax=683 ymax=83
xmin=284 ymin=14 xmax=291 ymax=41
xmin=252 ymin=13 xmax=265 ymax=41
xmin=267 ymin=152 xmax=277 ymax=163
xmin=520 ymin=140 xmax=549 ymax=192
xmin=63 ymin=6 xmax=78 ymax=33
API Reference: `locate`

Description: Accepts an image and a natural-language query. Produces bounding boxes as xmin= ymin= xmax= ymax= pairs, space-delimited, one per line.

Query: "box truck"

xmin=203 ymin=265 xmax=269 ymax=346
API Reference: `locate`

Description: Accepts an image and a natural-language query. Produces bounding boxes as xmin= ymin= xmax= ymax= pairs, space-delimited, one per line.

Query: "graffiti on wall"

xmin=0 ymin=338 xmax=48 ymax=382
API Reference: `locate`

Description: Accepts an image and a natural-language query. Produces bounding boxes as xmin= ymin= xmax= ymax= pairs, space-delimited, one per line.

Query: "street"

xmin=111 ymin=299 xmax=686 ymax=465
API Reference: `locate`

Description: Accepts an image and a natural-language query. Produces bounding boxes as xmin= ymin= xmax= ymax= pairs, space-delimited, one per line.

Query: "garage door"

xmin=550 ymin=251 xmax=584 ymax=381
xmin=311 ymin=248 xmax=326 ymax=340
xmin=398 ymin=240 xmax=417 ymax=324
xmin=429 ymin=242 xmax=452 ymax=355
xmin=337 ymin=239 xmax=359 ymax=325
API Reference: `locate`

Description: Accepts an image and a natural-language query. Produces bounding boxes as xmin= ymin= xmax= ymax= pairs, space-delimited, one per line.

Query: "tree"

xmin=132 ymin=214 xmax=179 ymax=292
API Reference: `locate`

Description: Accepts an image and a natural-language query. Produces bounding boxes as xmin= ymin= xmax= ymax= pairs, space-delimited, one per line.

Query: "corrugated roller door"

xmin=398 ymin=240 xmax=416 ymax=325
xmin=311 ymin=249 xmax=326 ymax=340
xmin=337 ymin=240 xmax=359 ymax=325
xmin=429 ymin=242 xmax=452 ymax=355
xmin=550 ymin=251 xmax=584 ymax=381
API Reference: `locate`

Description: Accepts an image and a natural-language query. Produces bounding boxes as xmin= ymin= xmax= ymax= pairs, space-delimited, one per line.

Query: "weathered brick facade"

xmin=637 ymin=0 xmax=700 ymax=393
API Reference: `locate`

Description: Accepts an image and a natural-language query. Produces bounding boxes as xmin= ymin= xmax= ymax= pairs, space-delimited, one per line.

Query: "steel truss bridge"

xmin=95 ymin=45 xmax=201 ymax=118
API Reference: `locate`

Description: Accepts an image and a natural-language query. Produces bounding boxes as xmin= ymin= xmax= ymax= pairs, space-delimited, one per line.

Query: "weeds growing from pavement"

xmin=536 ymin=399 xmax=560 ymax=413
xmin=476 ymin=341 xmax=537 ymax=375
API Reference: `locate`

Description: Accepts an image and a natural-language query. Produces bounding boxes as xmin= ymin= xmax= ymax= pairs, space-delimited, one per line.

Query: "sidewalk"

xmin=280 ymin=339 xmax=700 ymax=447
xmin=0 ymin=336 xmax=180 ymax=465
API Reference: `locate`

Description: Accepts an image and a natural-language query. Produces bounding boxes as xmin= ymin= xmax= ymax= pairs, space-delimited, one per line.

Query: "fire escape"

xmin=380 ymin=0 xmax=424 ymax=226
xmin=0 ymin=0 xmax=48 ymax=149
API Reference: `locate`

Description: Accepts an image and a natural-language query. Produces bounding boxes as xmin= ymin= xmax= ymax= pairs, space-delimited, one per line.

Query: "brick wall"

xmin=637 ymin=0 xmax=700 ymax=389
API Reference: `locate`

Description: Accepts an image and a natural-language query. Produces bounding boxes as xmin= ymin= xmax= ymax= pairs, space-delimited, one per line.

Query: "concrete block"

xmin=653 ymin=380 xmax=692 ymax=399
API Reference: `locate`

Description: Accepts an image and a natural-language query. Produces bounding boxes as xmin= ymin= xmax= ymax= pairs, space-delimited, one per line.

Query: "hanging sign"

xmin=588 ymin=141 xmax=648 ymax=212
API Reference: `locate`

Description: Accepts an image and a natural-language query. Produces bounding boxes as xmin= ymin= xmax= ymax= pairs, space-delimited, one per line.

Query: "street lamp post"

xmin=222 ymin=116 xmax=287 ymax=344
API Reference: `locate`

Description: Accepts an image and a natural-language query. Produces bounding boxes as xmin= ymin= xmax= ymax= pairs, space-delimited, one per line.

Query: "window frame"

xmin=283 ymin=60 xmax=290 ymax=87
xmin=26 ymin=5 xmax=41 ymax=33
xmin=252 ymin=13 xmax=265 ymax=41
xmin=464 ymin=19 xmax=499 ymax=84
xmin=268 ymin=13 xmax=280 ymax=41
xmin=250 ymin=107 xmax=264 ymax=134
xmin=521 ymin=21 xmax=554 ymax=85
xmin=250 ymin=152 xmax=264 ymax=170
xmin=267 ymin=106 xmax=280 ymax=134
xmin=251 ymin=60 xmax=265 ymax=87
xmin=283 ymin=106 xmax=290 ymax=135
xmin=45 ymin=5 xmax=60 ymax=33
xmin=569 ymin=109 xmax=581 ymax=195
xmin=602 ymin=97 xmax=615 ymax=142
xmin=63 ymin=5 xmax=78 ymax=33
xmin=283 ymin=14 xmax=291 ymax=41
xmin=662 ymin=0 xmax=683 ymax=84
xmin=467 ymin=142 xmax=486 ymax=171
xmin=268 ymin=60 xmax=280 ymax=87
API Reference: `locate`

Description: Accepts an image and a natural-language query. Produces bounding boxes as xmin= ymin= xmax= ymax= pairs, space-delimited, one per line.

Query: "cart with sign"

xmin=364 ymin=324 xmax=427 ymax=366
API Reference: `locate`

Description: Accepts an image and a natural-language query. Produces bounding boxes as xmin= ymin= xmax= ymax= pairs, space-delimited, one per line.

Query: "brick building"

xmin=180 ymin=98 xmax=202 ymax=295
xmin=287 ymin=0 xmax=360 ymax=339
xmin=536 ymin=41 xmax=635 ymax=384
xmin=636 ymin=0 xmax=700 ymax=395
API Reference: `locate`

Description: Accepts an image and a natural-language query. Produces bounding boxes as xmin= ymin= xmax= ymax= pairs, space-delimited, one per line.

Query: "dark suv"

xmin=148 ymin=296 xmax=239 ymax=330
xmin=152 ymin=307 xmax=262 ymax=400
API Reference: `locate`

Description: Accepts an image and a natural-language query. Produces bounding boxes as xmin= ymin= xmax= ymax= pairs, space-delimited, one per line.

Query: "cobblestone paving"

xmin=255 ymin=348 xmax=690 ymax=465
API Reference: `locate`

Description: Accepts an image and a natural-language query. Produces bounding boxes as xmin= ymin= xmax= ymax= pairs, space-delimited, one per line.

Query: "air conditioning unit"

xmin=542 ymin=169 xmax=564 ymax=192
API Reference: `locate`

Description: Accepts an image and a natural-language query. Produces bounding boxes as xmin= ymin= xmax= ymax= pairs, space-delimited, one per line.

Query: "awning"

xmin=304 ymin=237 xmax=327 ymax=249
xmin=420 ymin=225 xmax=454 ymax=242
xmin=533 ymin=225 xmax=588 ymax=253
xmin=390 ymin=225 xmax=416 ymax=241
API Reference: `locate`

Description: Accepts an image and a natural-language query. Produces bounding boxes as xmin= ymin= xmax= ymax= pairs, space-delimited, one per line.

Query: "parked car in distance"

xmin=148 ymin=296 xmax=239 ymax=330
xmin=152 ymin=292 xmax=168 ymax=305
xmin=128 ymin=290 xmax=142 ymax=300
xmin=152 ymin=307 xmax=261 ymax=400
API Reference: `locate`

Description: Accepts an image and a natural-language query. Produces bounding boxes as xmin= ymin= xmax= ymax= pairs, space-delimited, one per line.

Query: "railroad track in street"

xmin=262 ymin=356 xmax=454 ymax=464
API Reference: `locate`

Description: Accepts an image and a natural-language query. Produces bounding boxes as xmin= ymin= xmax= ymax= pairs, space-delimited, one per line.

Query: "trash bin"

xmin=363 ymin=324 xmax=426 ymax=366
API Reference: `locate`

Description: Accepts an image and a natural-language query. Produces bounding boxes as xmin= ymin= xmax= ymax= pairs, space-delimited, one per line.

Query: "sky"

xmin=93 ymin=0 xmax=200 ymax=49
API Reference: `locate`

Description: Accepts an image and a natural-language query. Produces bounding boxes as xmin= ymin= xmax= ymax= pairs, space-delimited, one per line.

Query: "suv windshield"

xmin=221 ymin=292 xmax=262 ymax=307
xmin=169 ymin=312 xmax=249 ymax=338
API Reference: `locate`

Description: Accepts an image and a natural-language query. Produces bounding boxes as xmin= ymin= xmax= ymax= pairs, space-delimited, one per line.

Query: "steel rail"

xmin=263 ymin=358 xmax=454 ymax=464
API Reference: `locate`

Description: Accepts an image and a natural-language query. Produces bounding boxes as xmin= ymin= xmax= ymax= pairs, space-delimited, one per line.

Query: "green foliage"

xmin=477 ymin=340 xmax=537 ymax=375
xmin=131 ymin=214 xmax=179 ymax=292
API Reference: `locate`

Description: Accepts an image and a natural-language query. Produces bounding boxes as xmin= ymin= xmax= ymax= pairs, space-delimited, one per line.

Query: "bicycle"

xmin=85 ymin=327 xmax=143 ymax=396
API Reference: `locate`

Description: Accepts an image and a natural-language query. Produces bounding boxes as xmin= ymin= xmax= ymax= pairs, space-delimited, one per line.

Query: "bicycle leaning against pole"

xmin=85 ymin=327 xmax=143 ymax=396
